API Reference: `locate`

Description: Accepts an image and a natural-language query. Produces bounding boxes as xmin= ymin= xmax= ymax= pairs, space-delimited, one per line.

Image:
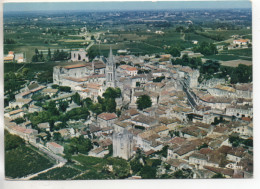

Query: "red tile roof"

xmin=9 ymin=109 xmax=23 ymax=115
xmin=204 ymin=166 xmax=234 ymax=177
xmin=48 ymin=142 xmax=63 ymax=148
xmin=98 ymin=112 xmax=117 ymax=121
xmin=64 ymin=64 xmax=86 ymax=69
xmin=242 ymin=117 xmax=252 ymax=122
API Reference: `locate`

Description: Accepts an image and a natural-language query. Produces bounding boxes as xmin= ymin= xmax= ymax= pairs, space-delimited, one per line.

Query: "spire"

xmin=108 ymin=47 xmax=113 ymax=64
xmin=109 ymin=46 xmax=113 ymax=57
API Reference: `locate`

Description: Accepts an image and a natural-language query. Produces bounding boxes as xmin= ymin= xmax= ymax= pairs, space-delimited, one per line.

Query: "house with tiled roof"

xmin=113 ymin=121 xmax=132 ymax=133
xmin=204 ymin=166 xmax=234 ymax=178
xmin=131 ymin=114 xmax=158 ymax=128
xmin=167 ymin=142 xmax=197 ymax=160
xmin=233 ymin=39 xmax=250 ymax=46
xmin=136 ymin=130 xmax=162 ymax=152
xmin=89 ymin=124 xmax=102 ymax=137
xmin=119 ymin=65 xmax=138 ymax=76
xmin=226 ymin=104 xmax=253 ymax=118
xmin=97 ymin=112 xmax=118 ymax=128
xmin=5 ymin=109 xmax=24 ymax=120
xmin=9 ymin=98 xmax=32 ymax=109
xmin=151 ymin=125 xmax=169 ymax=137
xmin=170 ymin=105 xmax=192 ymax=122
xmin=41 ymin=88 xmax=58 ymax=97
xmin=159 ymin=117 xmax=181 ymax=131
xmin=208 ymin=84 xmax=236 ymax=98
xmin=37 ymin=122 xmax=50 ymax=132
xmin=226 ymin=147 xmax=246 ymax=163
xmin=181 ymin=126 xmax=208 ymax=139
xmin=166 ymin=159 xmax=191 ymax=172
xmin=89 ymin=147 xmax=109 ymax=158
xmin=117 ymin=114 xmax=131 ymax=122
xmin=5 ymin=118 xmax=38 ymax=141
xmin=234 ymin=83 xmax=252 ymax=99
xmin=125 ymin=108 xmax=139 ymax=118
xmin=46 ymin=142 xmax=64 ymax=154
xmin=232 ymin=124 xmax=253 ymax=138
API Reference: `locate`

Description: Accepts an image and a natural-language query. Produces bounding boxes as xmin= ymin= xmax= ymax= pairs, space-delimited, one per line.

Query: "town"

xmin=4 ymin=5 xmax=253 ymax=180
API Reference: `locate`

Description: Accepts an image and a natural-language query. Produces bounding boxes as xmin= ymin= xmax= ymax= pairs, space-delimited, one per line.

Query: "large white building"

xmin=71 ymin=49 xmax=89 ymax=62
xmin=113 ymin=129 xmax=134 ymax=160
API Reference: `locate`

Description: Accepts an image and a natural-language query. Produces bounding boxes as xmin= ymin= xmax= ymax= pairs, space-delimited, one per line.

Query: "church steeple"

xmin=108 ymin=47 xmax=114 ymax=65
xmin=106 ymin=47 xmax=116 ymax=88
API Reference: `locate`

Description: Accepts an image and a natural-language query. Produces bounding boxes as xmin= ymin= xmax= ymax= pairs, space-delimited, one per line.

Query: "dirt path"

xmin=20 ymin=162 xmax=65 ymax=180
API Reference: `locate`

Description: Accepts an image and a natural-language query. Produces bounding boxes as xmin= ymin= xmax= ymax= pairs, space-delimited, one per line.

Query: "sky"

xmin=3 ymin=1 xmax=252 ymax=12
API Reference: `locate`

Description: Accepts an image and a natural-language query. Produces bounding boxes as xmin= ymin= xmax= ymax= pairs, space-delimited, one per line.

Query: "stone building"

xmin=177 ymin=66 xmax=200 ymax=88
xmin=226 ymin=105 xmax=253 ymax=118
xmin=97 ymin=112 xmax=118 ymax=128
xmin=46 ymin=142 xmax=64 ymax=154
xmin=71 ymin=49 xmax=89 ymax=62
xmin=53 ymin=64 xmax=91 ymax=86
xmin=113 ymin=129 xmax=134 ymax=160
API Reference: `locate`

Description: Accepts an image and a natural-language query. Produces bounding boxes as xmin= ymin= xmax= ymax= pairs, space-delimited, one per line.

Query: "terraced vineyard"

xmin=5 ymin=145 xmax=54 ymax=179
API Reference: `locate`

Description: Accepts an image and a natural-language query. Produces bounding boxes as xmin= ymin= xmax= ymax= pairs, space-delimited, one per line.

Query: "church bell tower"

xmin=106 ymin=47 xmax=116 ymax=88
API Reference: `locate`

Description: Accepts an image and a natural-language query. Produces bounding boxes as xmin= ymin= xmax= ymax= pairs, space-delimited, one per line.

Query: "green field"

xmin=205 ymin=48 xmax=252 ymax=61
xmin=72 ymin=155 xmax=130 ymax=180
xmin=30 ymin=155 xmax=131 ymax=180
xmin=4 ymin=27 xmax=90 ymax=61
xmin=5 ymin=145 xmax=54 ymax=179
xmin=205 ymin=29 xmax=252 ymax=40
xmin=4 ymin=62 xmax=74 ymax=74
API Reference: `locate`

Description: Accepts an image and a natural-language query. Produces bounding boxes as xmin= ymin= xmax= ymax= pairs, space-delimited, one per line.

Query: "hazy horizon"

xmin=4 ymin=1 xmax=252 ymax=13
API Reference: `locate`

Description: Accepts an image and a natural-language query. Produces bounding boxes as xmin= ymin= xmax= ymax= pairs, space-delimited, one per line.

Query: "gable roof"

xmin=98 ymin=112 xmax=117 ymax=121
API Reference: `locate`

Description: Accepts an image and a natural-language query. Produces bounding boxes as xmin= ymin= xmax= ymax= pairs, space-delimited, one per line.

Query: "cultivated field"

xmin=220 ymin=59 xmax=252 ymax=67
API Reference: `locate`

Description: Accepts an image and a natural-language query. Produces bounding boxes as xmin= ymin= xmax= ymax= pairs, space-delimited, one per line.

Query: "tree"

xmin=140 ymin=165 xmax=157 ymax=179
xmin=72 ymin=92 xmax=81 ymax=105
xmin=35 ymin=48 xmax=39 ymax=55
xmin=21 ymin=68 xmax=30 ymax=77
xmin=47 ymin=48 xmax=52 ymax=61
xmin=53 ymin=132 xmax=62 ymax=141
xmin=52 ymin=84 xmax=59 ymax=89
xmin=212 ymin=173 xmax=225 ymax=178
xmin=59 ymin=86 xmax=71 ymax=92
xmin=194 ymin=42 xmax=218 ymax=55
xmin=83 ymin=97 xmax=93 ymax=108
xmin=13 ymin=118 xmax=26 ymax=124
xmin=173 ymin=170 xmax=191 ymax=179
xmin=168 ymin=47 xmax=180 ymax=57
xmin=69 ymin=136 xmax=93 ymax=154
xmin=102 ymin=87 xmax=121 ymax=99
xmin=130 ymin=158 xmax=143 ymax=174
xmin=136 ymin=95 xmax=152 ymax=110
xmin=47 ymin=101 xmax=59 ymax=116
xmin=90 ymin=103 xmax=103 ymax=115
xmin=105 ymin=98 xmax=116 ymax=113
xmin=160 ymin=145 xmax=168 ymax=158
xmin=37 ymin=71 xmax=53 ymax=84
xmin=88 ymin=48 xmax=100 ymax=60
xmin=5 ymin=130 xmax=25 ymax=151
xmin=59 ymin=101 xmax=69 ymax=112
